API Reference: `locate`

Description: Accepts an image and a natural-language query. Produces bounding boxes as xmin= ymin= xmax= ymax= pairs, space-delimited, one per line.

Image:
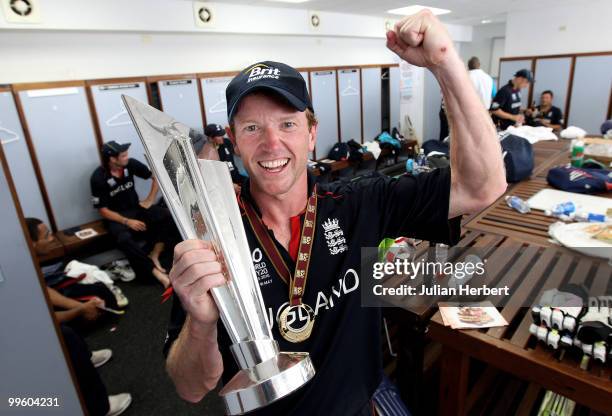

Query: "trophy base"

xmin=219 ymin=351 xmax=315 ymax=415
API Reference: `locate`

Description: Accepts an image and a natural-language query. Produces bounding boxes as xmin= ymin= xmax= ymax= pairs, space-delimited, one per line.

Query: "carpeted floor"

xmin=82 ymin=274 xmax=225 ymax=416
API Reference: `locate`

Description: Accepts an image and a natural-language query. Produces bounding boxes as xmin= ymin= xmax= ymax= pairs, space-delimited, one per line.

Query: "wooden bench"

xmin=37 ymin=220 xmax=110 ymax=264
xmin=309 ymin=139 xmax=417 ymax=177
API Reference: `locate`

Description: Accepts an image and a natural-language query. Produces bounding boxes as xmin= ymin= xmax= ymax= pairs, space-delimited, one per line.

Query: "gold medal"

xmin=277 ymin=304 xmax=316 ymax=343
xmin=243 ymin=187 xmax=319 ymax=343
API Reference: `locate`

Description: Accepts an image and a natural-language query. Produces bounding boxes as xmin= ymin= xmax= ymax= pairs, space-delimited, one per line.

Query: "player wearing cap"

xmin=164 ymin=10 xmax=507 ymax=415
xmin=490 ymin=68 xmax=533 ymax=130
xmin=90 ymin=141 xmax=172 ymax=288
xmin=197 ymin=123 xmax=247 ymax=189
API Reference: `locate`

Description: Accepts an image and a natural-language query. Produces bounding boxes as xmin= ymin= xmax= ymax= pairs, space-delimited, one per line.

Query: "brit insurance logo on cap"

xmin=245 ymin=63 xmax=281 ymax=84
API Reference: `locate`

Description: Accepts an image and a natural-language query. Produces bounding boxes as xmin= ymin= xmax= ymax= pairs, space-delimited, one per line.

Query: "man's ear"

xmin=308 ymin=124 xmax=318 ymax=153
xmin=226 ymin=126 xmax=240 ymax=157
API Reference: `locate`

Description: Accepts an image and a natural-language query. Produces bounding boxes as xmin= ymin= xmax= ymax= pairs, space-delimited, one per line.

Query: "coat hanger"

xmin=208 ymin=91 xmax=227 ymax=114
xmin=0 ymin=123 xmax=19 ymax=145
xmin=340 ymin=79 xmax=359 ymax=97
xmin=105 ymin=102 xmax=131 ymax=127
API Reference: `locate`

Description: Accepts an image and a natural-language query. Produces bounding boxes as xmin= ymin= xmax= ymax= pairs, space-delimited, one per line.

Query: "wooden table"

xmin=427 ymin=236 xmax=612 ymax=415
xmin=530 ymin=139 xmax=570 ymax=177
xmin=387 ymin=230 xmax=512 ymax=413
xmin=464 ymin=149 xmax=611 ymax=246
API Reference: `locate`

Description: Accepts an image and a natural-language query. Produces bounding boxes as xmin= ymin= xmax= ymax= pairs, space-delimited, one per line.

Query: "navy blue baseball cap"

xmin=102 ymin=140 xmax=131 ymax=157
xmin=514 ymin=69 xmax=533 ymax=82
xmin=226 ymin=61 xmax=313 ymax=122
xmin=204 ymin=123 xmax=225 ymax=138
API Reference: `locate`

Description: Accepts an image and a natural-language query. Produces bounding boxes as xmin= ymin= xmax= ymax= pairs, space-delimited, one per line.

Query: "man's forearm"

xmin=99 ymin=207 xmax=129 ymax=225
xmin=432 ymin=52 xmax=506 ymax=214
xmin=48 ymin=287 xmax=82 ymax=310
xmin=55 ymin=307 xmax=82 ymax=323
xmin=491 ymin=109 xmax=516 ymax=121
xmin=143 ymin=178 xmax=159 ymax=203
xmin=166 ymin=316 xmax=224 ymax=403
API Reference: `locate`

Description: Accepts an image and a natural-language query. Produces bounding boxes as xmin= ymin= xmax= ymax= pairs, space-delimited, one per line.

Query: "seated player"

xmin=90 ymin=141 xmax=177 ymax=288
xmin=26 ymin=217 xmax=124 ymax=309
xmin=526 ymin=90 xmax=564 ymax=131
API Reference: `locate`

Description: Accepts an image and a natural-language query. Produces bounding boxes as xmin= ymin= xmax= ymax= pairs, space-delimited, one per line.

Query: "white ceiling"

xmin=207 ymin=0 xmax=584 ymax=25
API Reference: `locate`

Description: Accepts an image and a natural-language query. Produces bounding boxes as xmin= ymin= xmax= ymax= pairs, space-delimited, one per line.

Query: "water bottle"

xmin=505 ymin=195 xmax=530 ymax=214
xmin=571 ymin=139 xmax=584 ymax=167
xmin=417 ymin=148 xmax=427 ymax=167
xmin=546 ymin=201 xmax=576 ymax=217
xmin=573 ymin=212 xmax=606 ymax=222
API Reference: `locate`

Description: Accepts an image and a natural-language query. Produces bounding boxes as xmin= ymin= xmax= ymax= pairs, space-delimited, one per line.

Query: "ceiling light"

xmin=481 ymin=19 xmax=492 ymax=24
xmin=387 ymin=5 xmax=451 ymax=16
xmin=266 ymin=0 xmax=310 ymax=3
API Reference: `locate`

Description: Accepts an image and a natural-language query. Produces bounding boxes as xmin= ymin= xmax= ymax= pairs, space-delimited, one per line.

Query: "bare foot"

xmin=152 ymin=267 xmax=170 ymax=289
xmin=149 ymin=242 xmax=167 ymax=273
xmin=149 ymin=256 xmax=167 ymax=274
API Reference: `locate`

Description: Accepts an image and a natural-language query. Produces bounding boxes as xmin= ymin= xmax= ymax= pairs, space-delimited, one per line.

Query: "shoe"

xmin=91 ymin=349 xmax=113 ymax=368
xmin=102 ymin=260 xmax=136 ymax=282
xmin=117 ymin=266 xmax=136 ymax=282
xmin=106 ymin=393 xmax=132 ymax=416
xmin=114 ymin=259 xmax=130 ymax=268
xmin=110 ymin=285 xmax=129 ymax=308
xmin=107 ymin=264 xmax=136 ymax=282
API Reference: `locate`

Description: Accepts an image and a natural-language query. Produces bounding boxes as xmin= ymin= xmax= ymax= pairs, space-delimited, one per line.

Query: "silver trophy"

xmin=122 ymin=95 xmax=315 ymax=415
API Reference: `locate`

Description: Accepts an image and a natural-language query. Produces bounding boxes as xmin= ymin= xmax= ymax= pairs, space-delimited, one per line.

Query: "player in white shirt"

xmin=467 ymin=57 xmax=494 ymax=110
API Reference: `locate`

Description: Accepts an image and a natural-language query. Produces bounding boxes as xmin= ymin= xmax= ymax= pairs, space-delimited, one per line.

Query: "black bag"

xmin=347 ymin=139 xmax=365 ymax=162
xmin=500 ymin=134 xmax=534 ymax=182
xmin=328 ymin=142 xmax=350 ymax=161
xmin=422 ymin=139 xmax=450 ymax=156
xmin=315 ymin=161 xmax=333 ymax=174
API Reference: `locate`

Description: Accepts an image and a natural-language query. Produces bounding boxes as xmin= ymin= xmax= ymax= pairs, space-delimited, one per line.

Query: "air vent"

xmin=309 ymin=11 xmax=320 ymax=30
xmin=1 ymin=0 xmax=42 ymax=23
xmin=193 ymin=1 xmax=214 ymax=28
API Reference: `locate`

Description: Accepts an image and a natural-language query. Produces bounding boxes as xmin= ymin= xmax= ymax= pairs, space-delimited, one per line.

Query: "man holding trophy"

xmin=160 ymin=10 xmax=506 ymax=415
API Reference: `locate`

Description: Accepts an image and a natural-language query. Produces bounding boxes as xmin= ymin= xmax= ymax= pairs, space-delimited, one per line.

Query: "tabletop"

xmin=424 ymin=234 xmax=612 ymax=415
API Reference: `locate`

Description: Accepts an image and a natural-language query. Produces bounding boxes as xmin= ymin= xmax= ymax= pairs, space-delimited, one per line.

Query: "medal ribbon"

xmin=242 ymin=186 xmax=317 ymax=307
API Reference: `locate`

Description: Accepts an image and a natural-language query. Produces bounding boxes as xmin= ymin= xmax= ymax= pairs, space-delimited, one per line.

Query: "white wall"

xmin=459 ymin=23 xmax=506 ymax=74
xmin=0 ymin=0 xmax=471 ymax=84
xmin=0 ymin=31 xmax=400 ymax=83
xmin=505 ymin=0 xmax=612 ymax=56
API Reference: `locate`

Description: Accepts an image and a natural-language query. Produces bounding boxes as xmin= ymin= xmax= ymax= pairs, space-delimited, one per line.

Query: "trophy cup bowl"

xmin=121 ymin=95 xmax=315 ymax=415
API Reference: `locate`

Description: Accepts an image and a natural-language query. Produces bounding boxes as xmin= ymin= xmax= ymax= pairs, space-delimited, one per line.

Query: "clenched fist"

xmin=386 ymin=9 xmax=456 ymax=69
xmin=170 ymin=240 xmax=227 ymax=326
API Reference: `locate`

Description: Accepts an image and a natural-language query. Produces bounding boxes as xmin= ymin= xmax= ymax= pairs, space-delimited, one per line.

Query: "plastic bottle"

xmin=435 ymin=243 xmax=448 ymax=264
xmin=573 ymin=212 xmax=606 ymax=222
xmin=417 ymin=148 xmax=427 ymax=167
xmin=545 ymin=201 xmax=576 ymax=217
xmin=505 ymin=195 xmax=530 ymax=214
xmin=571 ymin=139 xmax=585 ymax=167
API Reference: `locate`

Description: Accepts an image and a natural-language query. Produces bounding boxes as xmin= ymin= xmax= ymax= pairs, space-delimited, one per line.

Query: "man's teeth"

xmin=259 ymin=159 xmax=289 ymax=169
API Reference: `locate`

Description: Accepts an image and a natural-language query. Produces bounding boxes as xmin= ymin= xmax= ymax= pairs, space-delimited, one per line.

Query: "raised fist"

xmin=386 ymin=9 xmax=456 ymax=69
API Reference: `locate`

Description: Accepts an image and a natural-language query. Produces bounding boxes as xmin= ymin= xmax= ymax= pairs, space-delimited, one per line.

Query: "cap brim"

xmin=228 ymin=84 xmax=308 ymax=122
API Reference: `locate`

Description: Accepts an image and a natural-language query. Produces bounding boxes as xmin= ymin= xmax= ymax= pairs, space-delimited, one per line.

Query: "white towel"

xmin=64 ymin=260 xmax=114 ymax=286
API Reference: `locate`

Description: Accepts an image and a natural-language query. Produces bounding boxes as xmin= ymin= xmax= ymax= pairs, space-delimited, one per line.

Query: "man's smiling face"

xmin=228 ymin=91 xmax=316 ymax=198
